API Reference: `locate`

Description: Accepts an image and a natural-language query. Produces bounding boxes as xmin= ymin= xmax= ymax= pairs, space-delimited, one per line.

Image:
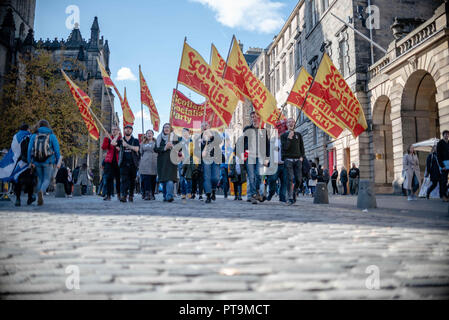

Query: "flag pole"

xmin=171 ymin=36 xmax=187 ymax=127
xmin=139 ymin=65 xmax=145 ymax=135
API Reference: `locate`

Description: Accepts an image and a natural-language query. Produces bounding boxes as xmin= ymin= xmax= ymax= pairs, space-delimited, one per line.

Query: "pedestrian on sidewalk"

xmin=139 ymin=130 xmax=158 ymax=201
xmin=349 ymin=163 xmax=360 ymax=195
xmin=243 ymin=112 xmax=270 ymax=205
xmin=331 ymin=166 xmax=339 ymax=195
xmin=403 ymin=145 xmax=421 ymax=201
xmin=55 ymin=162 xmax=71 ymax=197
xmin=437 ymin=130 xmax=449 ymax=202
xmin=425 ymin=145 xmax=441 ymax=199
xmin=200 ymin=122 xmax=221 ymax=204
xmin=27 ymin=119 xmax=61 ymax=206
xmin=309 ymin=163 xmax=318 ymax=197
xmin=229 ymin=150 xmax=246 ymax=201
xmin=77 ymin=163 xmax=91 ymax=195
xmin=340 ymin=166 xmax=348 ymax=195
xmin=113 ymin=125 xmax=140 ymax=203
xmin=155 ymin=123 xmax=180 ymax=203
xmin=101 ymin=126 xmax=121 ymax=201
xmin=281 ymin=118 xmax=305 ymax=206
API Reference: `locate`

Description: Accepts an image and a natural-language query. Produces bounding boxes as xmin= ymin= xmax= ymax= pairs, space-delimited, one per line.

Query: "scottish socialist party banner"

xmin=177 ymin=41 xmax=238 ymax=127
xmin=61 ymin=70 xmax=100 ymax=141
xmin=308 ymin=53 xmax=368 ymax=138
xmin=139 ymin=67 xmax=160 ymax=132
xmin=287 ymin=68 xmax=345 ymax=139
xmin=210 ymin=44 xmax=244 ymax=102
xmin=171 ymin=89 xmax=225 ymax=133
xmin=224 ymin=37 xmax=283 ymax=126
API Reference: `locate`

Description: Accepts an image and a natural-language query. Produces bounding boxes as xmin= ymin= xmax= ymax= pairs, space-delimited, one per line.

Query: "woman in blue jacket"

xmin=27 ymin=120 xmax=61 ymax=206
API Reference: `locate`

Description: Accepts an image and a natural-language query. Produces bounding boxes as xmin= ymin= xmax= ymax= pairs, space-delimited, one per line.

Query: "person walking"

xmin=155 ymin=123 xmax=180 ymax=203
xmin=267 ymin=134 xmax=287 ymax=203
xmin=101 ymin=126 xmax=121 ymax=201
xmin=112 ymin=125 xmax=140 ymax=203
xmin=27 ymin=120 xmax=61 ymax=206
xmin=403 ymin=145 xmax=421 ymax=201
xmin=437 ymin=130 xmax=449 ymax=202
xmin=77 ymin=163 xmax=91 ymax=195
xmin=309 ymin=163 xmax=318 ymax=196
xmin=348 ymin=163 xmax=360 ymax=195
xmin=331 ymin=166 xmax=339 ymax=195
xmin=229 ymin=151 xmax=246 ymax=201
xmin=340 ymin=166 xmax=348 ymax=195
xmin=200 ymin=122 xmax=221 ymax=204
xmin=243 ymin=112 xmax=270 ymax=205
xmin=425 ymin=145 xmax=441 ymax=199
xmin=139 ymin=130 xmax=158 ymax=201
xmin=281 ymin=118 xmax=305 ymax=206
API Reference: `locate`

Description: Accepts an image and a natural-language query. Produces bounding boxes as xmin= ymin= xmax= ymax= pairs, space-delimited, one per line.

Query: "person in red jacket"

xmin=102 ymin=126 xmax=121 ymax=201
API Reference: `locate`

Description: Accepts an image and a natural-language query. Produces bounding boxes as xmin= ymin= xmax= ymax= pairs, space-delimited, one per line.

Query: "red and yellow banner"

xmin=97 ymin=57 xmax=123 ymax=102
xmin=177 ymin=42 xmax=238 ymax=127
xmin=171 ymin=89 xmax=225 ymax=134
xmin=210 ymin=44 xmax=244 ymax=102
xmin=224 ymin=37 xmax=283 ymax=126
xmin=308 ymin=53 xmax=367 ymax=138
xmin=139 ymin=67 xmax=160 ymax=132
xmin=61 ymin=70 xmax=100 ymax=141
xmin=287 ymin=68 xmax=345 ymax=139
xmin=122 ymin=87 xmax=135 ymax=128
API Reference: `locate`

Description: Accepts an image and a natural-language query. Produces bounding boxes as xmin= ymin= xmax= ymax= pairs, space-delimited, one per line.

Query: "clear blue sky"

xmin=35 ymin=0 xmax=297 ymax=134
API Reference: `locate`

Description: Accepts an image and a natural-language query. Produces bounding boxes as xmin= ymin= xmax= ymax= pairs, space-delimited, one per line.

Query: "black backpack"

xmin=33 ymin=133 xmax=54 ymax=163
xmin=310 ymin=168 xmax=318 ymax=180
xmin=19 ymin=136 xmax=30 ymax=163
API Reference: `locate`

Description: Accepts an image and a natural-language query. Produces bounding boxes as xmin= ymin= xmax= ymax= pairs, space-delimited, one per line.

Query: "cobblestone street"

xmin=0 ymin=193 xmax=448 ymax=300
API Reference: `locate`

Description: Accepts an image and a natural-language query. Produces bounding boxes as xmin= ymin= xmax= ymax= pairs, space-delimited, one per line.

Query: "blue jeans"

xmin=34 ymin=163 xmax=54 ymax=193
xmin=246 ymin=158 xmax=261 ymax=198
xmin=203 ymin=163 xmax=219 ymax=194
xmin=220 ymin=167 xmax=229 ymax=196
xmin=162 ymin=181 xmax=174 ymax=201
xmin=178 ymin=163 xmax=189 ymax=195
xmin=268 ymin=164 xmax=287 ymax=202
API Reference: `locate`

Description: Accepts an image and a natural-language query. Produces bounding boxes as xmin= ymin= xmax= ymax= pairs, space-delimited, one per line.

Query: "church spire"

xmin=88 ymin=16 xmax=100 ymax=51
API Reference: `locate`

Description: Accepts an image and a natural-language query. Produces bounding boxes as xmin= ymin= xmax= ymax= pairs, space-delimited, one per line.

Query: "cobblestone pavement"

xmin=0 ymin=192 xmax=448 ymax=300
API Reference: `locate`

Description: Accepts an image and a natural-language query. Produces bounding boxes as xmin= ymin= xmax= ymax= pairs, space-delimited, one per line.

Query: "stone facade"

xmin=231 ymin=0 xmax=446 ymax=194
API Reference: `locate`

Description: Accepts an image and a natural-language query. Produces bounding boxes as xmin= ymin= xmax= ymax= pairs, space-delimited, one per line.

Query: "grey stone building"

xmin=232 ymin=0 xmax=446 ymax=194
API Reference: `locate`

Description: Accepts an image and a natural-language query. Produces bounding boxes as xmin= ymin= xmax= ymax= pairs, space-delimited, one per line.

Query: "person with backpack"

xmin=331 ymin=166 xmax=339 ymax=195
xmin=1 ymin=124 xmax=37 ymax=207
xmin=309 ymin=163 xmax=318 ymax=196
xmin=27 ymin=120 xmax=61 ymax=206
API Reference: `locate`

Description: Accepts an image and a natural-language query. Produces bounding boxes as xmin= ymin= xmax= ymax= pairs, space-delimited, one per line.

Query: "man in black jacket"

xmin=437 ymin=130 xmax=449 ymax=201
xmin=243 ymin=112 xmax=270 ymax=205
xmin=281 ymin=118 xmax=305 ymax=205
xmin=348 ymin=163 xmax=360 ymax=195
xmin=112 ymin=125 xmax=140 ymax=203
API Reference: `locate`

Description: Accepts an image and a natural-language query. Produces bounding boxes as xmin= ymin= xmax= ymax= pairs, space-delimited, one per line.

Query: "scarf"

xmin=156 ymin=131 xmax=169 ymax=149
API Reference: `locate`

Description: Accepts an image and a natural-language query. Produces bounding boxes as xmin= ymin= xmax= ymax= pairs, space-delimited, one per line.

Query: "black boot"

xmin=27 ymin=194 xmax=36 ymax=205
xmin=15 ymin=197 xmax=21 ymax=207
xmin=206 ymin=193 xmax=212 ymax=204
xmin=211 ymin=190 xmax=216 ymax=201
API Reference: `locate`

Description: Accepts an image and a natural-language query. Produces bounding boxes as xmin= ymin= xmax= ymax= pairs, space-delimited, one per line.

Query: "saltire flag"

xmin=61 ymin=70 xmax=100 ymax=141
xmin=139 ymin=67 xmax=160 ymax=132
xmin=287 ymin=67 xmax=345 ymax=139
xmin=0 ymin=130 xmax=31 ymax=183
xmin=176 ymin=41 xmax=238 ymax=127
xmin=122 ymin=87 xmax=135 ymax=128
xmin=210 ymin=44 xmax=244 ymax=102
xmin=171 ymin=89 xmax=225 ymax=134
xmin=307 ymin=53 xmax=368 ymax=138
xmin=223 ymin=36 xmax=283 ymax=126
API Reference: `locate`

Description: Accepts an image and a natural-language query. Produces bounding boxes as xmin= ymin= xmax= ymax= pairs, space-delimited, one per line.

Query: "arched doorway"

xmin=401 ymin=70 xmax=439 ymax=173
xmin=373 ymin=95 xmax=394 ymax=193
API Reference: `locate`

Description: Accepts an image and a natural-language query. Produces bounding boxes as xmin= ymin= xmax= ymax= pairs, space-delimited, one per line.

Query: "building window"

xmin=310 ymin=0 xmax=318 ymax=28
xmin=321 ymin=0 xmax=329 ymax=13
xmin=313 ymin=125 xmax=318 ymax=145
xmin=276 ymin=68 xmax=280 ymax=92
xmin=260 ymin=61 xmax=264 ymax=74
xmin=296 ymin=42 xmax=302 ymax=70
xmin=282 ymin=60 xmax=286 ymax=85
xmin=289 ymin=51 xmax=294 ymax=78
xmin=339 ymin=39 xmax=349 ymax=77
